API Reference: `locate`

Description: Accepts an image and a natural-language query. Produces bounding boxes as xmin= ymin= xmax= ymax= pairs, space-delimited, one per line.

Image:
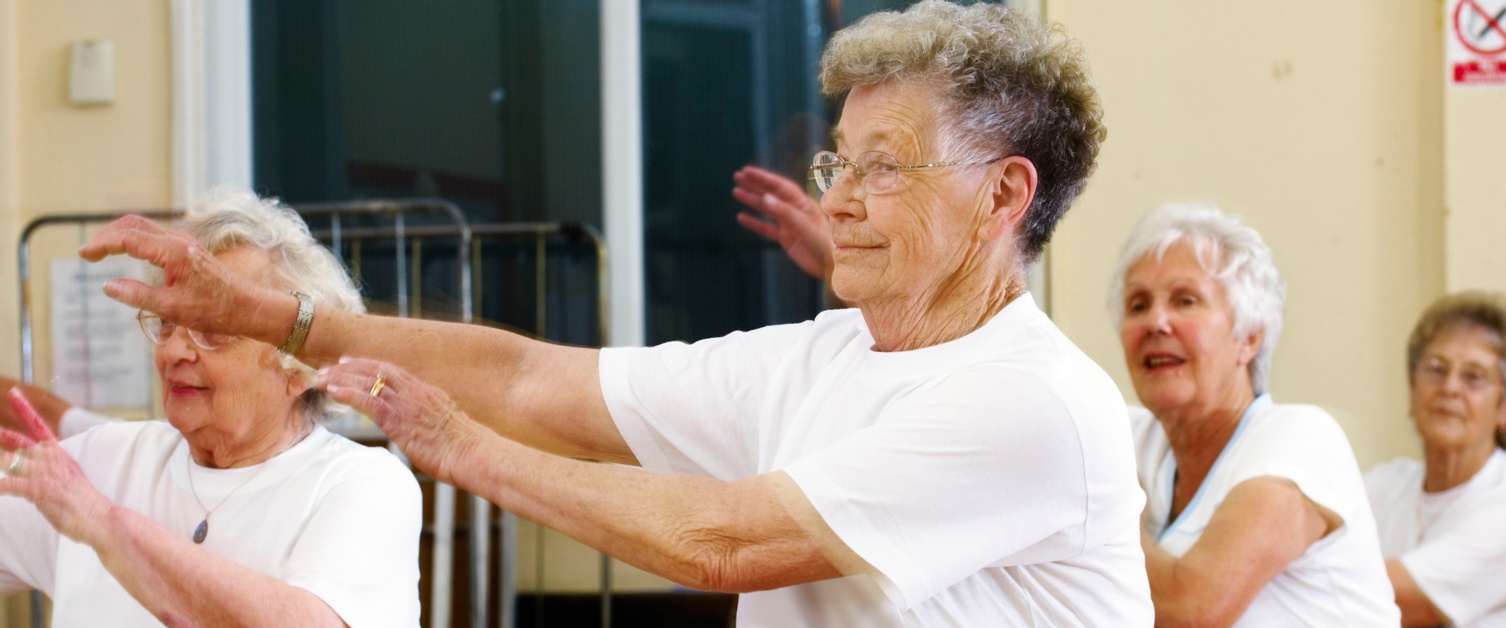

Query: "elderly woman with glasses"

xmin=1112 ymin=204 xmax=1397 ymax=626
xmin=1366 ymin=293 xmax=1506 ymax=627
xmin=79 ymin=2 xmax=1152 ymax=624
xmin=0 ymin=188 xmax=420 ymax=627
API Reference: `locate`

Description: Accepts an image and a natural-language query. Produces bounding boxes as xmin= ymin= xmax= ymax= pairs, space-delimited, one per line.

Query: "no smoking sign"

xmin=1451 ymin=0 xmax=1506 ymax=86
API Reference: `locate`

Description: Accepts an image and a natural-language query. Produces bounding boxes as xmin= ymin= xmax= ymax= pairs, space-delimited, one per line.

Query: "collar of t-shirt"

xmin=1156 ymin=392 xmax=1274 ymax=541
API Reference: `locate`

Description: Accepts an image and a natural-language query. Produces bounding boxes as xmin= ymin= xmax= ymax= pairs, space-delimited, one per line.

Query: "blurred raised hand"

xmin=733 ymin=166 xmax=832 ymax=282
xmin=0 ymin=389 xmax=111 ymax=543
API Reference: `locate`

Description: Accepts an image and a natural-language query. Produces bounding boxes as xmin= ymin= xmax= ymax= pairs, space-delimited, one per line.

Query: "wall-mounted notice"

xmin=49 ymin=257 xmax=152 ymax=409
xmin=1450 ymin=0 xmax=1506 ymax=87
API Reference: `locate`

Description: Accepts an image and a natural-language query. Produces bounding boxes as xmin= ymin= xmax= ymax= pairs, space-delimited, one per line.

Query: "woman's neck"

xmin=859 ymin=267 xmax=1025 ymax=353
xmin=1422 ymin=441 xmax=1497 ymax=493
xmin=191 ymin=417 xmax=314 ymax=469
xmin=1158 ymin=389 xmax=1256 ymax=519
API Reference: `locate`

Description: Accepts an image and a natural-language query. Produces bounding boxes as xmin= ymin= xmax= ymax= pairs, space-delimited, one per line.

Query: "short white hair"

xmin=1106 ymin=203 xmax=1285 ymax=394
xmin=173 ymin=186 xmax=365 ymax=422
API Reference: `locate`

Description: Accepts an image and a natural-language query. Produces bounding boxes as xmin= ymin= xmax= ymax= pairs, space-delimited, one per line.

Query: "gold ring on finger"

xmin=369 ymin=372 xmax=387 ymax=397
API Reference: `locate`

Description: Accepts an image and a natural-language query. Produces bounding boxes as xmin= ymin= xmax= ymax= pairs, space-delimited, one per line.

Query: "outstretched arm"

xmin=78 ymin=216 xmax=631 ymax=464
xmin=321 ymin=358 xmax=871 ymax=593
xmin=0 ymin=389 xmax=346 ymax=627
xmin=1142 ymin=477 xmax=1341 ymax=627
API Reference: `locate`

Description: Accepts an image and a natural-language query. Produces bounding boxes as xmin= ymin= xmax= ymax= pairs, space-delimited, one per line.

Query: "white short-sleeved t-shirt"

xmin=0 ymin=421 xmax=422 ymax=628
xmin=601 ymin=294 xmax=1153 ymax=627
xmin=58 ymin=407 xmax=114 ymax=440
xmin=1366 ymin=449 xmax=1506 ymax=627
xmin=1131 ymin=399 xmax=1399 ymax=627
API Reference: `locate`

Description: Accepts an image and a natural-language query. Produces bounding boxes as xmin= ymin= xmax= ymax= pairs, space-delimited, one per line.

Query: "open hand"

xmin=77 ymin=215 xmax=273 ymax=336
xmin=0 ymin=389 xmax=111 ymax=543
xmin=733 ymin=166 xmax=832 ymax=281
xmin=318 ymin=358 xmax=492 ymax=487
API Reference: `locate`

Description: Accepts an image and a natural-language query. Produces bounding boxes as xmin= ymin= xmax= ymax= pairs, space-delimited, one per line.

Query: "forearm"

xmin=1142 ymin=533 xmax=1241 ymax=628
xmin=1387 ymin=560 xmax=1447 ymax=627
xmin=453 ymin=431 xmax=840 ymax=592
xmin=300 ymin=308 xmax=623 ymax=462
xmin=1143 ymin=478 xmax=1331 ymax=627
xmin=86 ymin=505 xmax=342 ymax=627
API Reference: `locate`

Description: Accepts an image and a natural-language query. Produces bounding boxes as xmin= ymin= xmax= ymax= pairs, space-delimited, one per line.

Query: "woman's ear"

xmin=286 ymin=368 xmax=313 ymax=398
xmin=1237 ymin=328 xmax=1265 ymax=367
xmin=980 ymin=156 xmax=1038 ymax=242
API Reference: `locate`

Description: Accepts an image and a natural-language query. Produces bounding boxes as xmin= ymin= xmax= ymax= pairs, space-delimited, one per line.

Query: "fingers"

xmin=6 ymin=389 xmax=54 ymax=442
xmin=77 ymin=215 xmax=182 ymax=264
xmin=317 ymin=358 xmax=460 ymax=426
xmin=318 ymin=358 xmax=383 ymax=400
xmin=99 ymin=278 xmax=165 ymax=312
xmin=732 ymin=166 xmax=778 ymax=196
xmin=736 ymin=212 xmax=781 ymax=241
xmin=316 ymin=357 xmax=411 ymax=423
xmin=0 ymin=428 xmax=35 ymax=451
xmin=736 ymin=166 xmax=811 ymax=202
xmin=731 ymin=185 xmax=771 ymax=216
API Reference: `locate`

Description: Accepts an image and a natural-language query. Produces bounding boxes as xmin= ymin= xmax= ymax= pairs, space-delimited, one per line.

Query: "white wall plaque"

xmin=49 ymin=258 xmax=152 ymax=409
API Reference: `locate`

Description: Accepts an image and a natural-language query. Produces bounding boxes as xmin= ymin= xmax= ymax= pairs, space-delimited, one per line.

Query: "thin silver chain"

xmin=185 ymin=423 xmax=313 ymax=521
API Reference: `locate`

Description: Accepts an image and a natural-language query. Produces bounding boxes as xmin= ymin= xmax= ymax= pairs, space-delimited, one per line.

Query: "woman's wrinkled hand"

xmin=0 ymin=389 xmax=112 ymax=544
xmin=318 ymin=358 xmax=491 ymax=486
xmin=77 ymin=215 xmax=270 ymax=336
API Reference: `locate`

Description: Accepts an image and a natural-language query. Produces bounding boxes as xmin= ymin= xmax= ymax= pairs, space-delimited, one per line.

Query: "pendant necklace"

xmin=184 ymin=425 xmax=310 ymax=544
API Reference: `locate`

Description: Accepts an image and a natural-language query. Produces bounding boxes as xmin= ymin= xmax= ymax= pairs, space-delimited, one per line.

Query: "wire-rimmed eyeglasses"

xmin=136 ymin=311 xmax=236 ymax=351
xmin=807 ymin=150 xmax=1005 ymax=195
xmin=1415 ymin=355 xmax=1504 ymax=394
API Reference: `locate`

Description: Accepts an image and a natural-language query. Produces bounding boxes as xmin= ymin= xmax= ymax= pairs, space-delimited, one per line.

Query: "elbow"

xmin=1155 ymin=612 xmax=1230 ymax=628
xmin=661 ymin=514 xmax=771 ymax=594
xmin=1151 ymin=586 xmax=1246 ymax=628
xmin=1154 ymin=604 xmax=1237 ymax=628
xmin=673 ymin=536 xmax=762 ymax=594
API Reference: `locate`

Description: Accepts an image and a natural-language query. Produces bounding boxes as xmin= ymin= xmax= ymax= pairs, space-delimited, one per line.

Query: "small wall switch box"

xmin=70 ymin=40 xmax=115 ymax=105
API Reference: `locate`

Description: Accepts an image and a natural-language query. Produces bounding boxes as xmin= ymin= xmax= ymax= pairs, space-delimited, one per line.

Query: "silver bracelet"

xmin=278 ymin=291 xmax=314 ymax=356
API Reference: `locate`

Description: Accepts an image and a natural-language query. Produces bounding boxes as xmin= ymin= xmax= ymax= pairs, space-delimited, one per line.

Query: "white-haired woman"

xmin=0 ymin=188 xmax=420 ymax=627
xmin=82 ymin=2 xmax=1152 ymax=625
xmin=1367 ymin=292 xmax=1506 ymax=627
xmin=1111 ymin=204 xmax=1396 ymax=626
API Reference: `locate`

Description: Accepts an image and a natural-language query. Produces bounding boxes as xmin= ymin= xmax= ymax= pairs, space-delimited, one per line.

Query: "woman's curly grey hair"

xmin=819 ymin=0 xmax=1106 ymax=265
xmin=171 ymin=186 xmax=365 ymax=423
xmin=1107 ymin=204 xmax=1286 ymax=395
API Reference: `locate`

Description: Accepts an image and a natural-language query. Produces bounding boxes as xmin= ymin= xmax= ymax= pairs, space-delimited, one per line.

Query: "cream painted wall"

xmin=0 ymin=2 xmax=22 ymax=622
xmin=0 ymin=1 xmax=172 ymax=622
xmin=1 ymin=0 xmax=173 ymax=381
xmin=1445 ymin=91 xmax=1506 ymax=293
xmin=16 ymin=0 xmax=173 ymax=215
xmin=1046 ymin=0 xmax=1446 ymax=469
xmin=1 ymin=0 xmax=22 ymax=383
